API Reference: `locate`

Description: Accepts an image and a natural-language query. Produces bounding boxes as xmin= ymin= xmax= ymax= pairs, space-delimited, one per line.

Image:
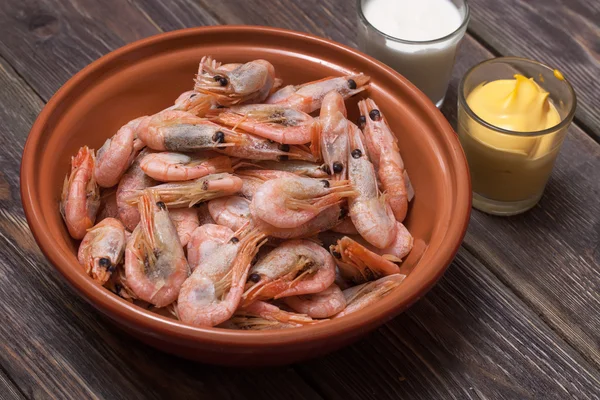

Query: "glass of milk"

xmin=357 ymin=0 xmax=470 ymax=107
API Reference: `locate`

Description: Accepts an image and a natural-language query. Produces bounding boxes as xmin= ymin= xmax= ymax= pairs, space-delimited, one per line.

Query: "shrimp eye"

xmin=351 ymin=149 xmax=362 ymax=159
xmin=332 ymin=161 xmax=344 ymax=173
xmin=369 ymin=109 xmax=381 ymax=121
xmin=156 ymin=201 xmax=166 ymax=210
xmin=190 ymin=93 xmax=197 ymax=98
xmin=214 ymin=75 xmax=228 ymax=86
xmin=99 ymin=257 xmax=111 ymax=269
xmin=215 ymin=104 xmax=226 ymax=109
xmin=230 ymin=237 xmax=239 ymax=244
xmin=320 ymin=180 xmax=330 ymax=188
xmin=331 ymin=250 xmax=342 ymax=259
xmin=348 ymin=79 xmax=357 ymax=89
xmin=277 ymin=155 xmax=289 ymax=161
xmin=358 ymin=115 xmax=366 ymax=128
xmin=278 ymin=144 xmax=290 ymax=152
xmin=213 ymin=131 xmax=226 ymax=143
xmin=248 ymin=273 xmax=261 ymax=283
xmin=321 ymin=164 xmax=331 ymax=175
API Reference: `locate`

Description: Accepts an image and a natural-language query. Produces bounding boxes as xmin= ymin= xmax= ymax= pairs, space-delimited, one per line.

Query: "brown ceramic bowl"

xmin=21 ymin=26 xmax=470 ymax=366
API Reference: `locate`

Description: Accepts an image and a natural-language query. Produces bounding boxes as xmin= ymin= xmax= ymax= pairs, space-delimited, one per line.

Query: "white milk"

xmin=358 ymin=0 xmax=467 ymax=106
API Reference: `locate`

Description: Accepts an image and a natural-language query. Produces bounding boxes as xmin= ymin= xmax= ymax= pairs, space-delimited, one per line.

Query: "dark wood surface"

xmin=1 ymin=0 xmax=599 ymax=399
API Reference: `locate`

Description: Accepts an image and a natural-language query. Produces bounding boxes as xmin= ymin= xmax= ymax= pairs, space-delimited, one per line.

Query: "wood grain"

xmin=0 ymin=42 xmax=321 ymax=400
xmin=0 ymin=367 xmax=25 ymax=400
xmin=297 ymin=248 xmax=600 ymax=400
xmin=467 ymin=0 xmax=600 ymax=141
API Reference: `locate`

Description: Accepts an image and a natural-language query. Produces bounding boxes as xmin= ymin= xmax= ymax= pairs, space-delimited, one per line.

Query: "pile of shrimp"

xmin=60 ymin=56 xmax=416 ymax=330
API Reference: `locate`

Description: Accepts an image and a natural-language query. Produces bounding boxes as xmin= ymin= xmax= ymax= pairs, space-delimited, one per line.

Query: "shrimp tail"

xmin=309 ymin=119 xmax=322 ymax=161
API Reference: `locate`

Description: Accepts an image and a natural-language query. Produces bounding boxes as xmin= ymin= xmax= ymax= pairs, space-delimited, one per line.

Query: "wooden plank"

xmin=142 ymin=0 xmax=600 ymax=369
xmin=0 ymin=0 xmax=159 ymax=101
xmin=0 ymin=53 xmax=322 ymax=400
xmin=467 ymin=0 xmax=600 ymax=141
xmin=296 ymin=248 xmax=600 ymax=400
xmin=0 ymin=367 xmax=25 ymax=400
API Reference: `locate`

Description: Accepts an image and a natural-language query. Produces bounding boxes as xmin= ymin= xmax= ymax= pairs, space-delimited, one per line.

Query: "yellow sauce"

xmin=458 ymin=74 xmax=565 ymax=203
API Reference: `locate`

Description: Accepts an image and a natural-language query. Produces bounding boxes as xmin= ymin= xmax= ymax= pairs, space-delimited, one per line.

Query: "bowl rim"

xmin=21 ymin=25 xmax=471 ymax=346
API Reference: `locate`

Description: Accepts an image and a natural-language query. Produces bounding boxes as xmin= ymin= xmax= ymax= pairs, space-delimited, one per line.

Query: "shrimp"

xmin=117 ymin=149 xmax=157 ymax=231
xmin=215 ymin=128 xmax=316 ymax=161
xmin=124 ymin=191 xmax=189 ymax=307
xmin=167 ymin=90 xmax=214 ymax=117
xmin=250 ymin=176 xmax=355 ymax=229
xmin=130 ymin=173 xmax=243 ymax=208
xmin=136 ymin=110 xmax=238 ymax=152
xmin=237 ymin=300 xmax=316 ymax=326
xmin=334 ymin=274 xmax=406 ymax=318
xmin=140 ymin=152 xmax=232 ymax=182
xmin=210 ymin=104 xmax=319 ymax=145
xmin=260 ymin=204 xmax=343 ymax=240
xmin=266 ymin=74 xmax=371 ymax=114
xmin=283 ymin=284 xmax=346 ymax=318
xmin=196 ymin=202 xmax=216 ymax=226
xmin=319 ymin=91 xmax=350 ymax=180
xmin=96 ymin=188 xmax=119 ymax=222
xmin=330 ymin=236 xmax=402 ymax=284
xmin=208 ymin=196 xmax=251 ymax=231
xmin=242 ymin=240 xmax=336 ymax=304
xmin=358 ymin=98 xmax=409 ymax=221
xmin=177 ymin=226 xmax=267 ymax=327
xmin=186 ymin=224 xmax=234 ymax=271
xmin=77 ymin=218 xmax=126 ymax=285
xmin=169 ymin=208 xmax=199 ymax=247
xmin=194 ymin=57 xmax=278 ymax=105
xmin=238 ymin=160 xmax=328 ymax=178
xmin=95 ymin=116 xmax=147 ymax=188
xmin=347 ymin=122 xmax=397 ymax=248
xmin=60 ymin=146 xmax=100 ymax=239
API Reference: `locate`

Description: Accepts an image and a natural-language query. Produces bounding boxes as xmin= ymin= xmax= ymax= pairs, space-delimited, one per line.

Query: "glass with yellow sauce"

xmin=457 ymin=57 xmax=576 ymax=215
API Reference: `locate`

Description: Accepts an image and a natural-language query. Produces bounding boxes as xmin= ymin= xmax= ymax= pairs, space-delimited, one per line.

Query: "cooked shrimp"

xmin=237 ymin=300 xmax=316 ymax=325
xmin=210 ymin=104 xmax=319 ymax=145
xmin=194 ymin=57 xmax=278 ymax=105
xmin=330 ymin=236 xmax=402 ymax=284
xmin=60 ymin=146 xmax=100 ymax=239
xmin=96 ymin=188 xmax=119 ymax=222
xmin=283 ymin=284 xmax=346 ymax=318
xmin=334 ymin=274 xmax=406 ymax=318
xmin=124 ymin=191 xmax=189 ymax=307
xmin=251 ymin=176 xmax=355 ymax=229
xmin=95 ymin=116 xmax=147 ymax=188
xmin=320 ymin=91 xmax=350 ymax=180
xmin=266 ymin=74 xmax=370 ymax=113
xmin=77 ymin=218 xmax=126 ymax=285
xmin=238 ymin=160 xmax=328 ymax=178
xmin=259 ymin=203 xmax=342 ymax=239
xmin=136 ymin=110 xmax=238 ymax=152
xmin=177 ymin=226 xmax=267 ymax=327
xmin=140 ymin=152 xmax=232 ymax=182
xmin=215 ymin=128 xmax=316 ymax=161
xmin=130 ymin=173 xmax=242 ymax=208
xmin=358 ymin=98 xmax=409 ymax=221
xmin=208 ymin=196 xmax=251 ymax=231
xmin=187 ymin=224 xmax=234 ymax=271
xmin=242 ymin=240 xmax=336 ymax=304
xmin=347 ymin=123 xmax=396 ymax=248
xmin=117 ymin=149 xmax=157 ymax=231
xmin=105 ymin=270 xmax=137 ymax=302
xmin=167 ymin=90 xmax=214 ymax=117
xmin=168 ymin=208 xmax=199 ymax=247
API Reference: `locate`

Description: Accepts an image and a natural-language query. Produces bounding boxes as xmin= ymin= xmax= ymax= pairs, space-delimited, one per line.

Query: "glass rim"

xmin=458 ymin=56 xmax=577 ymax=137
xmin=357 ymin=0 xmax=471 ymax=45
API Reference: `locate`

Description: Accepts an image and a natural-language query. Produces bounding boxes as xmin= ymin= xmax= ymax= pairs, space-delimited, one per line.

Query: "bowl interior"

xmin=23 ymin=27 xmax=469 ymax=343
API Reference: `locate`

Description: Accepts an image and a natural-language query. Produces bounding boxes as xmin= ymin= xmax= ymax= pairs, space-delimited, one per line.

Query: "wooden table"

xmin=1 ymin=0 xmax=599 ymax=398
